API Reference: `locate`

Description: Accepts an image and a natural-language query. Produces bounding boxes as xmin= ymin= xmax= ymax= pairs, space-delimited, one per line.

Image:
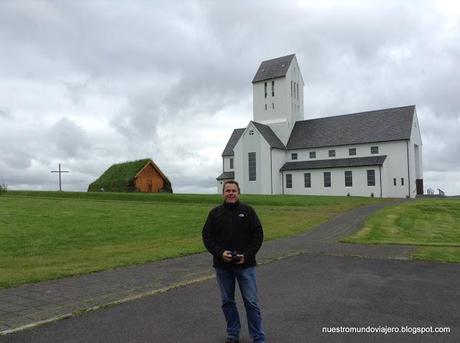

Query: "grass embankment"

xmin=1 ymin=191 xmax=384 ymax=288
xmin=342 ymin=199 xmax=460 ymax=263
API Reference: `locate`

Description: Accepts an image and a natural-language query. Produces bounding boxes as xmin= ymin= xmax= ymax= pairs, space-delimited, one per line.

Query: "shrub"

xmin=0 ymin=183 xmax=7 ymax=195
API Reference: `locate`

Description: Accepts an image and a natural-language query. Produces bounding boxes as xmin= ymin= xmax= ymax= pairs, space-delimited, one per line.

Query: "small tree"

xmin=0 ymin=183 xmax=7 ymax=195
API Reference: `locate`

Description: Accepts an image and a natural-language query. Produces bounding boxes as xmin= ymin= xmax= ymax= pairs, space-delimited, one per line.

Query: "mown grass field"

xmin=0 ymin=191 xmax=385 ymax=288
xmin=342 ymin=198 xmax=460 ymax=263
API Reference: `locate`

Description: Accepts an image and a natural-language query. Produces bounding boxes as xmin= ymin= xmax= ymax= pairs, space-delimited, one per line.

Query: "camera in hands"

xmin=231 ymin=250 xmax=242 ymax=263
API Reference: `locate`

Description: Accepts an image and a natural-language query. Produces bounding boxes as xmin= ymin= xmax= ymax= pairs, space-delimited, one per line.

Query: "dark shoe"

xmin=225 ymin=338 xmax=239 ymax=343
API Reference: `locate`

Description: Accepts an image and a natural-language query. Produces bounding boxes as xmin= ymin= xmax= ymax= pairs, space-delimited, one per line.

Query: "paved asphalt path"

xmin=1 ymin=254 xmax=458 ymax=343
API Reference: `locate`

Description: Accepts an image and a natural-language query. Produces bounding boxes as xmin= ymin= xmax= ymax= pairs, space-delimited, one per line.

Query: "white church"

xmin=217 ymin=54 xmax=423 ymax=198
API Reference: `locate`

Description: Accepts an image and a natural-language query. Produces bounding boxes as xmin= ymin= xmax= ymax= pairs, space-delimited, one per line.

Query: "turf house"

xmin=88 ymin=159 xmax=172 ymax=193
xmin=217 ymin=54 xmax=423 ymax=198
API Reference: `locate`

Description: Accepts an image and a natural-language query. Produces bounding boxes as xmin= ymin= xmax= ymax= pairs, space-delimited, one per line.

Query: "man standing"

xmin=202 ymin=180 xmax=265 ymax=343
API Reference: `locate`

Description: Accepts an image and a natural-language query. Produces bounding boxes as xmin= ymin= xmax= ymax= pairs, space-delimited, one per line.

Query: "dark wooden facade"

xmin=134 ymin=162 xmax=167 ymax=192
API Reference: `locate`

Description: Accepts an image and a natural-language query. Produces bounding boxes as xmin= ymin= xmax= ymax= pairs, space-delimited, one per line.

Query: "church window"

xmin=345 ymin=171 xmax=353 ymax=187
xmin=328 ymin=149 xmax=336 ymax=157
xmin=294 ymin=82 xmax=297 ymax=99
xmin=393 ymin=178 xmax=397 ymax=186
xmin=272 ymin=103 xmax=275 ymax=109
xmin=272 ymin=80 xmax=275 ymax=96
xmin=286 ymin=174 xmax=292 ymax=188
xmin=248 ymin=152 xmax=256 ymax=181
xmin=309 ymin=151 xmax=316 ymax=159
xmin=324 ymin=172 xmax=331 ymax=188
xmin=349 ymin=148 xmax=356 ymax=156
xmin=367 ymin=170 xmax=375 ymax=186
xmin=291 ymin=81 xmax=293 ymax=97
xmin=265 ymin=104 xmax=267 ymax=110
xmin=304 ymin=173 xmax=311 ymax=188
xmin=230 ymin=158 xmax=234 ymax=169
xmin=291 ymin=153 xmax=298 ymax=160
xmin=264 ymin=82 xmax=267 ymax=98
xmin=249 ymin=129 xmax=254 ymax=135
xmin=401 ymin=177 xmax=404 ymax=186
xmin=371 ymin=146 xmax=379 ymax=154
xmin=296 ymin=82 xmax=299 ymax=99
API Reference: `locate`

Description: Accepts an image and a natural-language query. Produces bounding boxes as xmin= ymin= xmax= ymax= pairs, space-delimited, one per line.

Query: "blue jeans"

xmin=215 ymin=266 xmax=265 ymax=343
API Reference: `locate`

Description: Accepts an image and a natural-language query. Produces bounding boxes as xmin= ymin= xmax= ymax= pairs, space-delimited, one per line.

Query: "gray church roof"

xmin=222 ymin=128 xmax=245 ymax=156
xmin=287 ymin=105 xmax=415 ymax=150
xmin=222 ymin=105 xmax=415 ymax=158
xmin=221 ymin=123 xmax=286 ymax=157
xmin=252 ymin=121 xmax=286 ymax=150
xmin=252 ymin=54 xmax=295 ymax=83
xmin=280 ymin=155 xmax=387 ymax=171
xmin=216 ymin=171 xmax=235 ymax=180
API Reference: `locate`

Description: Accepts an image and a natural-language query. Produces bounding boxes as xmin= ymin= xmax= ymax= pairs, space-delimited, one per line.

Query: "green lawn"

xmin=342 ymin=198 xmax=460 ymax=263
xmin=0 ymin=191 xmax=384 ymax=288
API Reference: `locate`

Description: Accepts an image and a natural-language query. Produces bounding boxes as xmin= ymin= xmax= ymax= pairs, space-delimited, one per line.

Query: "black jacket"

xmin=202 ymin=201 xmax=264 ymax=268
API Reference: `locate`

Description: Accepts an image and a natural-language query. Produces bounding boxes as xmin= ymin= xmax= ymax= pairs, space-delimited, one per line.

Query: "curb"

xmin=0 ymin=274 xmax=214 ymax=336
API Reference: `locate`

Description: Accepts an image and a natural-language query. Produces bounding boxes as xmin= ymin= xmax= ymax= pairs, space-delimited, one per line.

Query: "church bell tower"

xmin=251 ymin=54 xmax=304 ymax=145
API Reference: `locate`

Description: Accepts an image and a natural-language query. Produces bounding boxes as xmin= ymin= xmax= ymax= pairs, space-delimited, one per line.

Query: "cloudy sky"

xmin=1 ymin=0 xmax=459 ymax=195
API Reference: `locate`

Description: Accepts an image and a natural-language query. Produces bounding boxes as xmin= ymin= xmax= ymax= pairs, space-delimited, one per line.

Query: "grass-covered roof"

xmin=88 ymin=159 xmax=152 ymax=192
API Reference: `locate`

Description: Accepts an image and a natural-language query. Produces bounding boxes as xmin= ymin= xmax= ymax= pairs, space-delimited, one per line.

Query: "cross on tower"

xmin=51 ymin=163 xmax=69 ymax=191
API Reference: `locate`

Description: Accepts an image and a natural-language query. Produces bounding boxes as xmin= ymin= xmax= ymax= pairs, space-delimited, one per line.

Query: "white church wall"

xmin=217 ymin=180 xmax=224 ymax=194
xmin=266 ymin=120 xmax=290 ymax=146
xmin=242 ymin=125 xmax=261 ymax=194
xmin=287 ymin=143 xmax=394 ymax=161
xmin=285 ymin=56 xmax=304 ymax=123
xmin=216 ymin=156 xmax=236 ymax=194
xmin=282 ymin=166 xmax=381 ymax=197
xmin=414 ymin=113 xmax=423 ymax=181
xmin=411 ymin=113 xmax=423 ymax=175
xmin=259 ymin=140 xmax=272 ymax=194
xmin=222 ymin=156 xmax=234 ymax=172
xmin=253 ymin=78 xmax=289 ymax=125
xmin=378 ymin=141 xmax=409 ymax=198
xmin=233 ymin=136 xmax=414 ymax=198
xmin=234 ymin=123 xmax=272 ymax=195
xmin=406 ymin=140 xmax=416 ymax=198
xmin=271 ymin=148 xmax=288 ymax=194
xmin=283 ymin=140 xmax=412 ymax=198
xmin=233 ymin=141 xmax=244 ymax=193
xmin=407 ymin=111 xmax=423 ymax=197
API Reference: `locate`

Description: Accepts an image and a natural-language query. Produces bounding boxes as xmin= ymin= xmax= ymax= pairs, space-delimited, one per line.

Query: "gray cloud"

xmin=0 ymin=148 xmax=33 ymax=169
xmin=63 ymin=80 xmax=89 ymax=105
xmin=49 ymin=117 xmax=90 ymax=158
xmin=0 ymin=107 xmax=13 ymax=119
xmin=110 ymin=91 xmax=163 ymax=140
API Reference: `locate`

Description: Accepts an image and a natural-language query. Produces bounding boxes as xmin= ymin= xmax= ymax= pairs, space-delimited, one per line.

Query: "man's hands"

xmin=222 ymin=250 xmax=233 ymax=262
xmin=222 ymin=250 xmax=245 ymax=264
